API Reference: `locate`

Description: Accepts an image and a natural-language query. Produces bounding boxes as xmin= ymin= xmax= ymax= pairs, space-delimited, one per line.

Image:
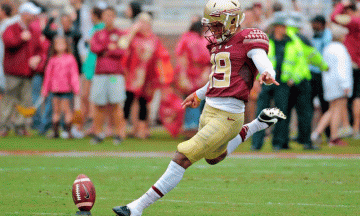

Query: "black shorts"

xmin=353 ymin=68 xmax=360 ymax=98
xmin=51 ymin=92 xmax=74 ymax=100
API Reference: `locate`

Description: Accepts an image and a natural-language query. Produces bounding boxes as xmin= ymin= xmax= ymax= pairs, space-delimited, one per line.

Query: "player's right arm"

xmin=181 ymin=82 xmax=209 ymax=109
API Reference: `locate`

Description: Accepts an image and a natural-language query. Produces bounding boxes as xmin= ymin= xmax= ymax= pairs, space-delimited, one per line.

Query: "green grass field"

xmin=1 ymin=131 xmax=360 ymax=215
xmin=2 ymin=156 xmax=360 ymax=215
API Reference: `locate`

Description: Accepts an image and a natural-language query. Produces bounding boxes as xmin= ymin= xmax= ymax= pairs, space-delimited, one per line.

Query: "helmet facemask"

xmin=202 ymin=8 xmax=245 ymax=44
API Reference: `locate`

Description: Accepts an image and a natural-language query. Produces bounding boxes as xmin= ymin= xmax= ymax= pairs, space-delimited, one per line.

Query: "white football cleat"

xmin=257 ymin=108 xmax=287 ymax=126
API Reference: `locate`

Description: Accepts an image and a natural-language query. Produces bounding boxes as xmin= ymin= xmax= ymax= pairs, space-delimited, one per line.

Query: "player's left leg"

xmin=205 ymin=108 xmax=286 ymax=165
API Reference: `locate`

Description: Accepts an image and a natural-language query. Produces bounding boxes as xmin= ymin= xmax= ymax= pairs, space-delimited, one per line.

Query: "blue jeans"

xmin=32 ymin=74 xmax=53 ymax=134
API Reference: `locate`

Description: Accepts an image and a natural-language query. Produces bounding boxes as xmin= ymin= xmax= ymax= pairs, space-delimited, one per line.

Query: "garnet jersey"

xmin=205 ymin=28 xmax=269 ymax=102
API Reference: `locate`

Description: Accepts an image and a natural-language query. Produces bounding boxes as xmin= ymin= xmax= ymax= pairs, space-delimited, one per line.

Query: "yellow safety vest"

xmin=268 ymin=35 xmax=311 ymax=84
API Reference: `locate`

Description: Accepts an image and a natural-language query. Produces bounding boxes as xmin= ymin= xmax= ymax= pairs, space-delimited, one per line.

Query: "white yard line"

xmin=4 ymin=212 xmax=69 ymax=215
xmin=1 ymin=151 xmax=360 ymax=159
xmin=26 ymin=195 xmax=359 ymax=209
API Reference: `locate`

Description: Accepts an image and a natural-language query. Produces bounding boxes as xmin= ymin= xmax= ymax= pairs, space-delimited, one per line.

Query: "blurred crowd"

xmin=0 ymin=0 xmax=359 ymax=149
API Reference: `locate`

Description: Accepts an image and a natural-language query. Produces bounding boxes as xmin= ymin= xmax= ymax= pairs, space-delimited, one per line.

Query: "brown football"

xmin=72 ymin=174 xmax=96 ymax=211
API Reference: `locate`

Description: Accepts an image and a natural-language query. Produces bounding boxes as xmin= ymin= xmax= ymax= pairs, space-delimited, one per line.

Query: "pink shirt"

xmin=41 ymin=53 xmax=80 ymax=97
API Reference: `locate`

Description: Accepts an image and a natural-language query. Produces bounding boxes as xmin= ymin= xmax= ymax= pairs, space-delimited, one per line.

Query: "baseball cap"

xmin=19 ymin=2 xmax=41 ymax=15
xmin=96 ymin=1 xmax=108 ymax=10
xmin=272 ymin=13 xmax=287 ymax=26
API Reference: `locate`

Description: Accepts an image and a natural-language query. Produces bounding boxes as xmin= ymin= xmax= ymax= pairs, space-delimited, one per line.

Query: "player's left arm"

xmin=247 ymin=49 xmax=279 ymax=86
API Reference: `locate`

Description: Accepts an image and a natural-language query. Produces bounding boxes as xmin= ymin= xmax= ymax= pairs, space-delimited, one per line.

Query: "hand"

xmin=324 ymin=65 xmax=330 ymax=72
xmin=181 ymin=92 xmax=201 ymax=109
xmin=259 ymin=72 xmax=279 ymax=86
xmin=29 ymin=55 xmax=41 ymax=70
xmin=108 ymin=43 xmax=117 ymax=51
xmin=344 ymin=88 xmax=351 ymax=95
xmin=342 ymin=0 xmax=352 ymax=6
xmin=287 ymin=80 xmax=295 ymax=87
xmin=131 ymin=21 xmax=143 ymax=34
xmin=50 ymin=9 xmax=59 ymax=18
xmin=21 ymin=30 xmax=31 ymax=41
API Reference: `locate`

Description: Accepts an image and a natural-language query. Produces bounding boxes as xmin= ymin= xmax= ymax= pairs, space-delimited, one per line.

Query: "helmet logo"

xmin=209 ymin=10 xmax=221 ymax=17
xmin=209 ymin=8 xmax=241 ymax=17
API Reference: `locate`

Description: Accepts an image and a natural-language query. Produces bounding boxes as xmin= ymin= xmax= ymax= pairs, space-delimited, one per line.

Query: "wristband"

xmin=194 ymin=92 xmax=202 ymax=102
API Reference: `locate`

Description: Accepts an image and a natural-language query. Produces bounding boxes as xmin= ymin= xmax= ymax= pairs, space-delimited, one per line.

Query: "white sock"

xmin=226 ymin=135 xmax=242 ymax=155
xmin=227 ymin=119 xmax=269 ymax=156
xmin=127 ymin=161 xmax=185 ymax=215
xmin=311 ymin=131 xmax=319 ymax=141
xmin=243 ymin=119 xmax=268 ymax=141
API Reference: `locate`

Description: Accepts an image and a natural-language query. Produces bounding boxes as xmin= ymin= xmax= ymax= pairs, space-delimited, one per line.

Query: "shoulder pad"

xmin=243 ymin=29 xmax=269 ymax=44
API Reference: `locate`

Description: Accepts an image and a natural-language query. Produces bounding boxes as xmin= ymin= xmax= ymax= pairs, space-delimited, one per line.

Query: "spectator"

xmin=70 ymin=0 xmax=93 ymax=63
xmin=311 ymin=24 xmax=353 ymax=146
xmin=310 ymin=15 xmax=332 ymax=138
xmin=260 ymin=1 xmax=285 ymax=31
xmin=251 ymin=15 xmax=326 ymax=151
xmin=29 ymin=4 xmax=53 ymax=135
xmin=43 ymin=12 xmax=82 ymax=72
xmin=283 ymin=15 xmax=328 ymax=150
xmin=241 ymin=7 xmax=256 ymax=29
xmin=122 ymin=1 xmax=142 ymax=137
xmin=331 ymin=0 xmax=360 ymax=139
xmin=175 ymin=20 xmax=209 ymax=139
xmin=0 ymin=3 xmax=16 ymax=119
xmin=251 ymin=2 xmax=264 ymax=29
xmin=41 ymin=36 xmax=80 ymax=139
xmin=0 ymin=2 xmax=42 ymax=137
xmin=90 ymin=7 xmax=126 ymax=145
xmin=251 ymin=16 xmax=296 ymax=151
xmin=73 ymin=6 xmax=105 ymax=138
xmin=122 ymin=12 xmax=173 ymax=139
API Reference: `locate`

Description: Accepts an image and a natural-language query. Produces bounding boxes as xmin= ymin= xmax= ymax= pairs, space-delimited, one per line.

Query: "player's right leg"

xmin=206 ymin=108 xmax=286 ymax=165
xmin=113 ymin=151 xmax=191 ymax=216
xmin=113 ymin=104 xmax=243 ymax=216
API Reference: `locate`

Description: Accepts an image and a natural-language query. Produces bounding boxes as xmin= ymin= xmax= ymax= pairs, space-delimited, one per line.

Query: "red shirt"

xmin=175 ymin=31 xmax=210 ymax=94
xmin=124 ymin=32 xmax=171 ymax=100
xmin=205 ymin=28 xmax=269 ymax=102
xmin=3 ymin=22 xmax=42 ymax=77
xmin=331 ymin=3 xmax=360 ymax=67
xmin=90 ymin=28 xmax=126 ymax=75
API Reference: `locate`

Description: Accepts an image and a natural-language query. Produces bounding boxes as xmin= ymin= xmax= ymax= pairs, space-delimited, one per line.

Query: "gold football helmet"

xmin=202 ymin=0 xmax=245 ymax=44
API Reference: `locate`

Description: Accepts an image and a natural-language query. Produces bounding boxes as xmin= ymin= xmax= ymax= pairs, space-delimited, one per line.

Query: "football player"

xmin=113 ymin=0 xmax=285 ymax=215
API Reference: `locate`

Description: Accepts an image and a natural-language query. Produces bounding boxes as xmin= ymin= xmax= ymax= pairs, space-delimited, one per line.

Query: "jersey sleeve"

xmin=242 ymin=29 xmax=269 ymax=54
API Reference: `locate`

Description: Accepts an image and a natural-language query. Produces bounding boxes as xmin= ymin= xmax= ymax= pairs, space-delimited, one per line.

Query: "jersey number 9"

xmin=209 ymin=52 xmax=231 ymax=88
